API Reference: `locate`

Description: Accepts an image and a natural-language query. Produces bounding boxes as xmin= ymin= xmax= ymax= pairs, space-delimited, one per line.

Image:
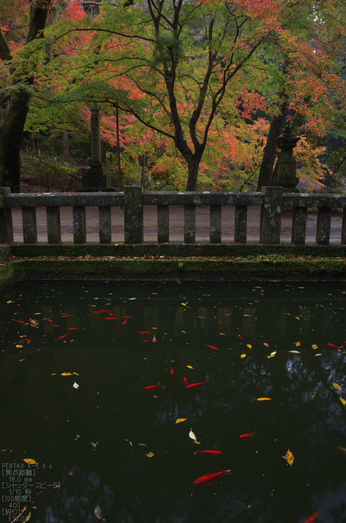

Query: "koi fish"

xmin=68 ymin=327 xmax=80 ymax=331
xmin=240 ymin=432 xmax=255 ymax=439
xmin=13 ymin=320 xmax=26 ymax=324
xmin=141 ymin=340 xmax=149 ymax=343
xmin=170 ymin=367 xmax=174 ymax=375
xmin=46 ymin=318 xmax=53 ymax=323
xmin=205 ymin=344 xmax=219 ymax=351
xmin=304 ymin=510 xmax=321 ymax=523
xmin=183 ymin=377 xmax=188 ymax=385
xmin=93 ymin=311 xmax=102 ymax=314
xmin=25 ymin=338 xmax=32 ymax=343
xmin=58 ymin=334 xmax=69 ymax=340
xmin=238 ymin=335 xmax=243 ymax=339
xmin=144 ymin=384 xmax=163 ymax=390
xmin=137 ymin=331 xmax=150 ymax=334
xmin=62 ymin=315 xmax=74 ymax=318
xmin=52 ymin=324 xmax=59 ymax=328
xmin=186 ymin=381 xmax=207 ymax=389
xmin=194 ymin=470 xmax=232 ymax=485
xmin=122 ymin=316 xmax=132 ymax=319
xmin=105 ymin=317 xmax=117 ymax=320
xmin=122 ymin=319 xmax=129 ymax=325
xmin=197 ymin=450 xmax=222 ymax=455
xmin=100 ymin=310 xmax=113 ymax=314
xmin=152 ymin=336 xmax=157 ymax=343
xmin=327 ymin=343 xmax=339 ymax=349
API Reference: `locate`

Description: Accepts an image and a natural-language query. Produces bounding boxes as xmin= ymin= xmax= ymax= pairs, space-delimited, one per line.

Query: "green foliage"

xmin=21 ymin=152 xmax=81 ymax=191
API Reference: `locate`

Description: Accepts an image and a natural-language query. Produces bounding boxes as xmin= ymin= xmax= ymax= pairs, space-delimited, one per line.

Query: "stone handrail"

xmin=1 ymin=185 xmax=346 ymax=246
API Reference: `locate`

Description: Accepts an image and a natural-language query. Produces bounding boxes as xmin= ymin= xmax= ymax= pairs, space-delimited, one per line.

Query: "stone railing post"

xmin=0 ymin=188 xmax=11 ymax=244
xmin=260 ymin=186 xmax=283 ymax=244
xmin=124 ymin=186 xmax=143 ymax=244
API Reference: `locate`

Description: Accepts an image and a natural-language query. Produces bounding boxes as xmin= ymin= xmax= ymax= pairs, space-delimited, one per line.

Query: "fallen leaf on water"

xmin=186 ymin=365 xmax=194 ymax=369
xmin=175 ymin=418 xmax=188 ymax=424
xmin=333 ymin=383 xmax=342 ymax=391
xmin=267 ymin=351 xmax=277 ymax=358
xmin=289 ymin=350 xmax=301 ymax=354
xmin=295 ymin=317 xmax=300 ymax=320
xmin=247 ymin=344 xmax=252 ymax=349
xmin=244 ymin=314 xmax=252 ymax=317
xmin=138 ymin=443 xmax=147 ymax=446
xmin=73 ymin=382 xmax=79 ymax=389
xmin=257 ymin=397 xmax=272 ymax=401
xmin=283 ymin=448 xmax=294 ymax=467
xmin=61 ymin=372 xmax=74 ymax=376
xmin=295 ymin=341 xmax=301 ymax=347
xmin=23 ymin=459 xmax=37 ymax=465
xmin=263 ymin=343 xmax=270 ymax=347
xmin=74 ymin=434 xmax=81 ymax=441
xmin=94 ymin=505 xmax=104 ymax=520
xmin=340 ymin=397 xmax=346 ymax=406
xmin=312 ymin=344 xmax=318 ymax=350
xmin=241 ymin=354 xmax=247 ymax=359
xmin=146 ymin=451 xmax=154 ymax=458
xmin=181 ymin=302 xmax=187 ymax=306
xmin=89 ymin=442 xmax=98 ymax=450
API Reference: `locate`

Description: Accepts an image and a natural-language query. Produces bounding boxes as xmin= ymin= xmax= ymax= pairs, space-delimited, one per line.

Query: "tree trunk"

xmin=0 ymin=0 xmax=52 ymax=191
xmin=256 ymin=94 xmax=288 ymax=191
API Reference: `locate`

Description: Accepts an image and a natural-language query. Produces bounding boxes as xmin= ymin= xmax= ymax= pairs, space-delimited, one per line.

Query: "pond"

xmin=1 ymin=278 xmax=346 ymax=523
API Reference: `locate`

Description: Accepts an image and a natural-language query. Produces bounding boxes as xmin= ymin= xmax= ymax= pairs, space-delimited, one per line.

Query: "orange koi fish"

xmin=25 ymin=338 xmax=32 ymax=343
xmin=197 ymin=450 xmax=222 ymax=455
xmin=327 ymin=343 xmax=339 ymax=349
xmin=186 ymin=381 xmax=207 ymax=389
xmin=240 ymin=432 xmax=255 ymax=439
xmin=304 ymin=510 xmax=321 ymax=523
xmin=238 ymin=335 xmax=243 ymax=339
xmin=194 ymin=469 xmax=232 ymax=485
xmin=205 ymin=344 xmax=219 ymax=351
xmin=58 ymin=334 xmax=69 ymax=340
xmin=144 ymin=384 xmax=163 ymax=390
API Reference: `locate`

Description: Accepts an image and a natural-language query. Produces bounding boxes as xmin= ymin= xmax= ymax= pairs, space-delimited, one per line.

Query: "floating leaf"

xmin=186 ymin=365 xmax=194 ymax=369
xmin=61 ymin=372 xmax=74 ymax=376
xmin=247 ymin=344 xmax=252 ymax=349
xmin=7 ymin=300 xmax=12 ymax=304
xmin=267 ymin=351 xmax=277 ymax=358
xmin=340 ymin=397 xmax=346 ymax=406
xmin=181 ymin=302 xmax=187 ymax=306
xmin=295 ymin=316 xmax=300 ymax=320
xmin=295 ymin=341 xmax=301 ymax=347
xmin=89 ymin=441 xmax=98 ymax=450
xmin=175 ymin=418 xmax=188 ymax=424
xmin=240 ymin=353 xmax=247 ymax=359
xmin=94 ymin=505 xmax=103 ymax=520
xmin=146 ymin=451 xmax=154 ymax=458
xmin=73 ymin=382 xmax=79 ymax=389
xmin=283 ymin=448 xmax=294 ymax=467
xmin=23 ymin=458 xmax=37 ymax=465
xmin=312 ymin=344 xmax=318 ymax=350
xmin=138 ymin=443 xmax=147 ymax=446
xmin=244 ymin=314 xmax=252 ymax=317
xmin=333 ymin=383 xmax=342 ymax=391
xmin=257 ymin=397 xmax=272 ymax=401
xmin=289 ymin=350 xmax=301 ymax=354
xmin=263 ymin=343 xmax=270 ymax=347
xmin=189 ymin=428 xmax=201 ymax=444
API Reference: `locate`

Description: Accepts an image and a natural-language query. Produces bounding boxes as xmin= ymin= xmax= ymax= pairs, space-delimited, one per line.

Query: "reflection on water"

xmin=1 ymin=279 xmax=346 ymax=522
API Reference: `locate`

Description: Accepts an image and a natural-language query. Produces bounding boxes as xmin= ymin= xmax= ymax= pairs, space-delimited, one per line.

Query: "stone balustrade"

xmin=1 ymin=185 xmax=346 ymax=247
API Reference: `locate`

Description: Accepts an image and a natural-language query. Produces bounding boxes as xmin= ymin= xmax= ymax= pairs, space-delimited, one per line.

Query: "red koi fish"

xmin=170 ymin=367 xmax=174 ymax=375
xmin=106 ymin=317 xmax=117 ymax=320
xmin=238 ymin=335 xmax=243 ymax=339
xmin=46 ymin=318 xmax=53 ymax=323
xmin=68 ymin=327 xmax=80 ymax=331
xmin=186 ymin=381 xmax=207 ymax=389
xmin=152 ymin=336 xmax=157 ymax=343
xmin=141 ymin=340 xmax=149 ymax=343
xmin=304 ymin=510 xmax=321 ymax=523
xmin=194 ymin=469 xmax=232 ymax=485
xmin=13 ymin=320 xmax=26 ymax=324
xmin=122 ymin=319 xmax=129 ymax=325
xmin=144 ymin=384 xmax=164 ymax=390
xmin=122 ymin=316 xmax=132 ymax=319
xmin=197 ymin=450 xmax=222 ymax=455
xmin=100 ymin=310 xmax=113 ymax=314
xmin=93 ymin=311 xmax=102 ymax=314
xmin=240 ymin=432 xmax=255 ymax=439
xmin=58 ymin=334 xmax=69 ymax=340
xmin=137 ymin=331 xmax=150 ymax=334
xmin=183 ymin=377 xmax=188 ymax=385
xmin=26 ymin=338 xmax=32 ymax=343
xmin=205 ymin=344 xmax=219 ymax=351
xmin=327 ymin=343 xmax=339 ymax=349
xmin=62 ymin=315 xmax=74 ymax=318
xmin=52 ymin=324 xmax=59 ymax=328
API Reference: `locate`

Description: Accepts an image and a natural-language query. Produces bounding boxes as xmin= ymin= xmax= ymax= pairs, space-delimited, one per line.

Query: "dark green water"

xmin=1 ymin=279 xmax=346 ymax=523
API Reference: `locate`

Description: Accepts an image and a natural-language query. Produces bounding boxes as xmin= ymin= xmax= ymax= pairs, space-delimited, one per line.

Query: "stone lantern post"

xmin=270 ymin=126 xmax=300 ymax=192
xmin=82 ymin=107 xmax=107 ymax=190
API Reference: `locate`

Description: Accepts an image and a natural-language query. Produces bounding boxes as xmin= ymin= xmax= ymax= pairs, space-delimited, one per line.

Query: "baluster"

xmin=235 ymin=205 xmax=247 ymax=243
xmin=316 ymin=207 xmax=331 ymax=245
xmin=292 ymin=207 xmax=307 ymax=245
xmin=158 ymin=205 xmax=169 ymax=243
xmin=22 ymin=207 xmax=37 ymax=244
xmin=210 ymin=205 xmax=221 ymax=243
xmin=184 ymin=205 xmax=196 ymax=243
xmin=99 ymin=206 xmax=111 ymax=244
xmin=73 ymin=206 xmax=86 ymax=244
xmin=47 ymin=207 xmax=61 ymax=244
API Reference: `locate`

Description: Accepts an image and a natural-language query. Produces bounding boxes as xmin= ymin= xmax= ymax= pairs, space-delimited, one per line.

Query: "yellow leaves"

xmin=283 ymin=448 xmax=294 ymax=467
xmin=333 ymin=383 xmax=342 ymax=391
xmin=240 ymin=354 xmax=247 ymax=359
xmin=267 ymin=351 xmax=276 ymax=359
xmin=181 ymin=302 xmax=187 ymax=306
xmin=186 ymin=365 xmax=194 ymax=369
xmin=257 ymin=397 xmax=272 ymax=401
xmin=246 ymin=344 xmax=252 ymax=349
xmin=7 ymin=300 xmax=13 ymax=304
xmin=175 ymin=418 xmax=187 ymax=424
xmin=189 ymin=428 xmax=201 ymax=444
xmin=312 ymin=344 xmax=318 ymax=350
xmin=146 ymin=451 xmax=154 ymax=458
xmin=340 ymin=397 xmax=346 ymax=406
xmin=61 ymin=372 xmax=74 ymax=376
xmin=295 ymin=341 xmax=301 ymax=347
xmin=295 ymin=317 xmax=300 ymax=320
xmin=23 ymin=459 xmax=37 ymax=465
xmin=263 ymin=343 xmax=270 ymax=347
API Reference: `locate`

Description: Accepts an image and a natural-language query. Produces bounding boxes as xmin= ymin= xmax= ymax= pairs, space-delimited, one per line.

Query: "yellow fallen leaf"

xmin=16 ymin=345 xmax=23 ymax=348
xmin=61 ymin=372 xmax=74 ymax=376
xmin=7 ymin=300 xmax=12 ymax=304
xmin=295 ymin=341 xmax=301 ymax=347
xmin=186 ymin=365 xmax=194 ymax=369
xmin=267 ymin=351 xmax=277 ymax=358
xmin=312 ymin=344 xmax=318 ymax=350
xmin=181 ymin=302 xmax=187 ymax=306
xmin=333 ymin=383 xmax=342 ymax=391
xmin=247 ymin=344 xmax=252 ymax=349
xmin=244 ymin=314 xmax=251 ymax=317
xmin=23 ymin=459 xmax=37 ymax=465
xmin=295 ymin=316 xmax=300 ymax=320
xmin=283 ymin=448 xmax=294 ymax=467
xmin=340 ymin=397 xmax=346 ymax=406
xmin=146 ymin=451 xmax=154 ymax=458
xmin=263 ymin=343 xmax=270 ymax=347
xmin=257 ymin=397 xmax=272 ymax=401
xmin=241 ymin=354 xmax=247 ymax=359
xmin=175 ymin=418 xmax=188 ymax=424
